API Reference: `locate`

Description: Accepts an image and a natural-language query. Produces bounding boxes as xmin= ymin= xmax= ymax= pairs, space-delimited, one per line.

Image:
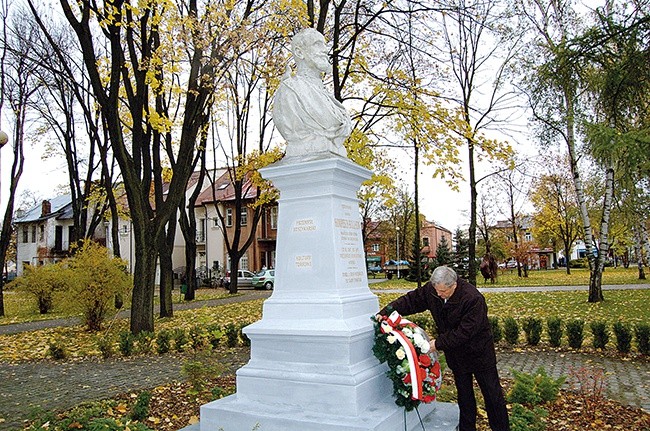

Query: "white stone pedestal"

xmin=198 ymin=156 xmax=458 ymax=430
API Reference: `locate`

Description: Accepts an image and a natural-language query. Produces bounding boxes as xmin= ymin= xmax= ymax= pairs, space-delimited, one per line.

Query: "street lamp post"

xmin=396 ymin=226 xmax=400 ymax=279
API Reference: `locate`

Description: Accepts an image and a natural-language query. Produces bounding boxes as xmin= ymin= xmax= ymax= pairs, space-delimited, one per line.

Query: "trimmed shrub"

xmin=189 ymin=325 xmax=209 ymax=351
xmin=48 ymin=339 xmax=69 ymax=360
xmin=504 ymin=317 xmax=519 ymax=345
xmin=489 ymin=316 xmax=502 ymax=344
xmin=566 ymin=319 xmax=584 ymax=349
xmin=510 ymin=403 xmax=547 ymax=431
xmin=119 ymin=331 xmax=135 ymax=356
xmin=240 ymin=323 xmax=251 ymax=347
xmin=97 ymin=336 xmax=114 ymax=359
xmin=181 ymin=354 xmax=225 ymax=394
xmin=568 ymin=258 xmax=588 ymax=268
xmin=635 ymin=323 xmax=650 ymax=355
xmin=156 ymin=330 xmax=172 ymax=354
xmin=135 ymin=331 xmax=155 ymax=354
xmin=547 ymin=317 xmax=563 ymax=348
xmin=507 ymin=367 xmax=565 ymax=405
xmin=206 ymin=325 xmax=223 ymax=349
xmin=224 ymin=323 xmax=239 ymax=347
xmin=589 ymin=321 xmax=609 ymax=350
xmin=522 ymin=317 xmax=543 ymax=346
xmin=612 ymin=321 xmax=632 ymax=354
xmin=130 ymin=391 xmax=151 ymax=421
xmin=172 ymin=328 xmax=189 ymax=352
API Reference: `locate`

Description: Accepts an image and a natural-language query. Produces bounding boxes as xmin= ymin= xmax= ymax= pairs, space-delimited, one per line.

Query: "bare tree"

xmin=0 ymin=5 xmax=38 ymax=316
xmin=433 ymin=0 xmax=519 ymax=285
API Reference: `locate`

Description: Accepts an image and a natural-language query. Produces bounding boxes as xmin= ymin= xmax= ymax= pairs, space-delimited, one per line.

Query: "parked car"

xmin=252 ymin=269 xmax=275 ymax=290
xmin=498 ymin=259 xmax=518 ymax=269
xmin=223 ymin=270 xmax=256 ymax=288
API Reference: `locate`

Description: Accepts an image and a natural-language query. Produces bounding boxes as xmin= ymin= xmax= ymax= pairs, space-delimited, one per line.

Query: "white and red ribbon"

xmin=379 ymin=311 xmax=423 ymax=400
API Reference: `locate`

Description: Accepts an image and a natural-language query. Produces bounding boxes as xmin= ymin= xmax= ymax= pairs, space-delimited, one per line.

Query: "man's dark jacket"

xmin=381 ymin=279 xmax=496 ymax=374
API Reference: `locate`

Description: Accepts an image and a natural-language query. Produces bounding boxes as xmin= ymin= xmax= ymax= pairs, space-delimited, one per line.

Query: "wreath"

xmin=371 ymin=310 xmax=443 ymax=412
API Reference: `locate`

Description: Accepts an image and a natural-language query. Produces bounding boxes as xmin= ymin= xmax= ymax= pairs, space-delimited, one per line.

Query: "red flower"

xmin=403 ymin=373 xmax=412 ymax=384
xmin=431 ymin=361 xmax=441 ymax=378
xmin=423 ymin=394 xmax=436 ymax=403
xmin=419 ymin=354 xmax=431 ymax=368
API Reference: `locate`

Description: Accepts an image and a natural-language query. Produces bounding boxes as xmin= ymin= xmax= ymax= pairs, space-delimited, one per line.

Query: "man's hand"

xmin=430 ymin=338 xmax=437 ymax=352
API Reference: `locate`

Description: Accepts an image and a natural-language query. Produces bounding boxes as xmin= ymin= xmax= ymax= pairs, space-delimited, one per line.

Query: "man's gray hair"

xmin=430 ymin=266 xmax=458 ymax=287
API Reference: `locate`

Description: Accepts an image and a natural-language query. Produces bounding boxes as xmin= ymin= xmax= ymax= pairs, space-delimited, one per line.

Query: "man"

xmin=380 ymin=266 xmax=509 ymax=431
xmin=272 ymin=28 xmax=351 ymax=158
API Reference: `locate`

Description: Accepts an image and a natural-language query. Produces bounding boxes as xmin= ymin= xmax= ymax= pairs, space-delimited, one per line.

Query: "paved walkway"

xmin=0 ymin=286 xmax=648 ymax=430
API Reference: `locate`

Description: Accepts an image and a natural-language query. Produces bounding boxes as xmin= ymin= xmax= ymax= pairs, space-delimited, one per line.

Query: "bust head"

xmin=291 ymin=28 xmax=330 ymax=75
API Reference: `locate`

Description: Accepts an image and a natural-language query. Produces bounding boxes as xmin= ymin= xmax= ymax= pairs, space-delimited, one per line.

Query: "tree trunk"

xmin=565 ymin=93 xmax=601 ymax=302
xmin=158 ymin=216 xmax=177 ymax=317
xmin=587 ymin=166 xmax=614 ymax=303
xmin=0 ymin=108 xmax=27 ymax=317
xmin=633 ymin=225 xmax=646 ymax=280
xmin=563 ymin=243 xmax=571 ymax=275
xmin=468 ymin=138 xmax=478 ymax=286
xmin=413 ymin=137 xmax=422 ymax=287
xmin=228 ymin=253 xmax=242 ymax=294
xmin=130 ymin=222 xmax=158 ymax=334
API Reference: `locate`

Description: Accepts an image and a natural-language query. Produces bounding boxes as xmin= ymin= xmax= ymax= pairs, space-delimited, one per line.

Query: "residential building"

xmin=363 ymin=219 xmax=453 ymax=269
xmin=13 ymin=195 xmax=135 ymax=276
xmin=420 ymin=219 xmax=453 ymax=261
xmin=194 ymin=170 xmax=278 ymax=276
xmin=493 ymin=216 xmax=556 ymax=269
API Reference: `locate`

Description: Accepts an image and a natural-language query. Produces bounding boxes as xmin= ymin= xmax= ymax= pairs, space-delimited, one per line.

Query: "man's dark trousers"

xmin=453 ymin=365 xmax=509 ymax=431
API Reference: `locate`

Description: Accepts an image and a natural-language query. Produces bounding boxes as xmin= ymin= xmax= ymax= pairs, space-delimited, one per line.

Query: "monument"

xmin=197 ymin=28 xmax=459 ymax=430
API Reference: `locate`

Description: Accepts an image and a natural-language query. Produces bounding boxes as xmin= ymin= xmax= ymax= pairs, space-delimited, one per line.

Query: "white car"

xmin=223 ymin=270 xmax=256 ymax=288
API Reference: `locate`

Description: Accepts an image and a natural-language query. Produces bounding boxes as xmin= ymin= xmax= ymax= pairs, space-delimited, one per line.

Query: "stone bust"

xmin=273 ymin=28 xmax=351 ymax=158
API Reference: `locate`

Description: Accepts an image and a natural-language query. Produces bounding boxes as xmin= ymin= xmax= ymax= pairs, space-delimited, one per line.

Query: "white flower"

xmin=386 ymin=334 xmax=397 ymax=344
xmin=396 ymin=347 xmax=406 ymax=360
xmin=402 ymin=328 xmax=413 ymax=338
xmin=413 ymin=333 xmax=430 ymax=353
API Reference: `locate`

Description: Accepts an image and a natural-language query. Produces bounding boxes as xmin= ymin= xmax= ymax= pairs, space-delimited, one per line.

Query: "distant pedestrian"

xmin=380 ymin=266 xmax=509 ymax=431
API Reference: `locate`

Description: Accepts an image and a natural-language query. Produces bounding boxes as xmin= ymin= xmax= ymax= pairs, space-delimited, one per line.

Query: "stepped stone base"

xmin=181 ymin=400 xmax=458 ymax=431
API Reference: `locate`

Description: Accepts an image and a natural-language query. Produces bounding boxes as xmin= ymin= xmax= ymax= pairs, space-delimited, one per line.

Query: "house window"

xmin=121 ymin=224 xmax=129 ymax=235
xmin=22 ymin=226 xmax=28 ymax=243
xmin=525 ymin=232 xmax=532 ymax=242
xmin=197 ymin=218 xmax=206 ymax=242
xmin=68 ymin=226 xmax=75 ymax=249
xmin=423 ymin=237 xmax=430 ymax=247
xmin=39 ymin=225 xmax=45 ymax=242
xmin=270 ymin=207 xmax=278 ymax=230
xmin=240 ymin=254 xmax=249 ymax=270
xmin=55 ymin=226 xmax=63 ymax=251
xmin=31 ymin=226 xmax=37 ymax=243
xmin=226 ymin=208 xmax=233 ymax=227
xmin=213 ymin=217 xmax=219 ymax=227
xmin=372 ymin=243 xmax=380 ymax=252
xmin=240 ymin=208 xmax=248 ymax=226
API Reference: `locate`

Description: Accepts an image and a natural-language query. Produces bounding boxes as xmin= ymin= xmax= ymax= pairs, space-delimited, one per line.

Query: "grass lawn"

xmin=378 ymin=289 xmax=650 ymax=325
xmin=369 ymin=266 xmax=650 ymax=289
xmin=1 ymin=286 xmax=648 ymax=362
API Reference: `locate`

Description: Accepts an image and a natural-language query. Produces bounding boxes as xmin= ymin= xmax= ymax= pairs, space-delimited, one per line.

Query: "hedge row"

xmin=48 ymin=322 xmax=253 ymax=360
xmin=489 ymin=316 xmax=649 ymax=354
xmin=406 ymin=313 xmax=649 ymax=355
